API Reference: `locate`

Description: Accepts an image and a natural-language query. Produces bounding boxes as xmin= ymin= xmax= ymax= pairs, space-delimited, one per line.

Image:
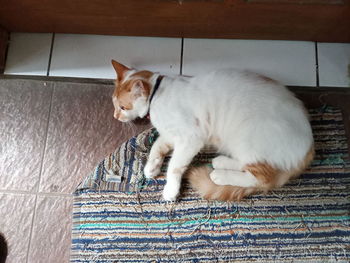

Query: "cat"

xmin=111 ymin=59 xmax=314 ymax=202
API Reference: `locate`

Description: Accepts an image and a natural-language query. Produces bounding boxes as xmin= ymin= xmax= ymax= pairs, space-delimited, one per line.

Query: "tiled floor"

xmin=0 ymin=79 xmax=150 ymax=263
xmin=1 ymin=33 xmax=349 ymax=263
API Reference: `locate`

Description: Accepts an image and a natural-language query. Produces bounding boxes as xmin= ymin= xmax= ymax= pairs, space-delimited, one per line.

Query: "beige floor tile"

xmin=0 ymin=193 xmax=36 ymax=263
xmin=40 ymin=82 xmax=149 ymax=194
xmin=0 ymin=79 xmax=52 ymax=191
xmin=27 ymin=195 xmax=73 ymax=263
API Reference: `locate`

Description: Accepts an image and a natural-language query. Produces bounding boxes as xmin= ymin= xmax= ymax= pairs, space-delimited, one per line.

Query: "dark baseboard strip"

xmin=0 ymin=74 xmax=349 ymax=93
xmin=0 ymin=74 xmax=114 ymax=85
xmin=0 ymin=28 xmax=9 ymax=74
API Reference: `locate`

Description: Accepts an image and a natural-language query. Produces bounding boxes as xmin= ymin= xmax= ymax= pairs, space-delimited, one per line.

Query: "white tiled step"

xmin=4 ymin=33 xmax=52 ymax=76
xmin=49 ymin=34 xmax=182 ymax=78
xmin=183 ymin=39 xmax=316 ymax=87
xmin=318 ymin=43 xmax=350 ymax=87
xmin=4 ymin=33 xmax=350 ymax=88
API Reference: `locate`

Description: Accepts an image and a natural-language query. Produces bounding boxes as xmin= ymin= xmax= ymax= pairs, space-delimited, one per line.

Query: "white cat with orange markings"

xmin=111 ymin=60 xmax=314 ymax=202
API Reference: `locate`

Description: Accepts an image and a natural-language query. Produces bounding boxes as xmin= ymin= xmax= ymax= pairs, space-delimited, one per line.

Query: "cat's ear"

xmin=111 ymin=60 xmax=131 ymax=82
xmin=131 ymin=80 xmax=145 ymax=97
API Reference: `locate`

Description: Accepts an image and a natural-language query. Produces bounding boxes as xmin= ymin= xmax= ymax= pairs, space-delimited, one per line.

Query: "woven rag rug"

xmin=71 ymin=106 xmax=350 ymax=262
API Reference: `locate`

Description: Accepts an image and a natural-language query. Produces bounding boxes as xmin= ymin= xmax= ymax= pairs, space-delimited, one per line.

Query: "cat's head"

xmin=111 ymin=60 xmax=154 ymax=122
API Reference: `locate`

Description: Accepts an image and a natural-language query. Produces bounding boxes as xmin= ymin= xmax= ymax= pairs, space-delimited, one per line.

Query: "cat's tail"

xmin=185 ymin=146 xmax=314 ymax=202
xmin=185 ymin=166 xmax=258 ymax=201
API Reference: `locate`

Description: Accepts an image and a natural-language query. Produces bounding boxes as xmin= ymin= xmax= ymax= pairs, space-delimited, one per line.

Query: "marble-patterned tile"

xmin=183 ymin=39 xmax=316 ymax=86
xmin=0 ymin=193 xmax=36 ymax=263
xmin=318 ymin=43 xmax=350 ymax=87
xmin=50 ymin=34 xmax=181 ymax=78
xmin=40 ymin=82 xmax=150 ymax=194
xmin=27 ymin=195 xmax=73 ymax=263
xmin=0 ymin=79 xmax=53 ymax=191
xmin=4 ymin=33 xmax=52 ymax=76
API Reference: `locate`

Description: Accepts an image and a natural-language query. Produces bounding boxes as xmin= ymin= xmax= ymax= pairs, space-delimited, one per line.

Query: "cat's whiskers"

xmin=129 ymin=121 xmax=137 ymax=136
xmin=121 ymin=120 xmax=137 ymax=137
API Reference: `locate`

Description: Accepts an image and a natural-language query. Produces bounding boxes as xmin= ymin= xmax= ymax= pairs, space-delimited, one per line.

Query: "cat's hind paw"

xmin=209 ymin=170 xmax=227 ymax=186
xmin=212 ymin=155 xmax=241 ymax=170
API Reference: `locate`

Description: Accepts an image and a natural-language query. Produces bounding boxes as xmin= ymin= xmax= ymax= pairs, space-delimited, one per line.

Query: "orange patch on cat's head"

xmin=111 ymin=60 xmax=154 ymax=122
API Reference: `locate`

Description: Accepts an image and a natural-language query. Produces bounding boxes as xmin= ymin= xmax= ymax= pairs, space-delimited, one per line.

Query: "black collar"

xmin=149 ymin=75 xmax=163 ymax=105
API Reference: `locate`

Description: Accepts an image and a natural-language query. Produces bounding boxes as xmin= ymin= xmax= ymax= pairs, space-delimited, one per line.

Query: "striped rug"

xmin=71 ymin=106 xmax=350 ymax=262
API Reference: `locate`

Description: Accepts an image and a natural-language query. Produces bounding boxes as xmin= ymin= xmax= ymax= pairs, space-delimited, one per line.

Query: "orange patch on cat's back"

xmin=293 ymin=145 xmax=315 ymax=176
xmin=244 ymin=145 xmax=314 ymax=188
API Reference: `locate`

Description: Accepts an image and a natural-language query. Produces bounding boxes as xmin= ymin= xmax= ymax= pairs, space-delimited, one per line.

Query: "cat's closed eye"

xmin=120 ymin=106 xmax=126 ymax=111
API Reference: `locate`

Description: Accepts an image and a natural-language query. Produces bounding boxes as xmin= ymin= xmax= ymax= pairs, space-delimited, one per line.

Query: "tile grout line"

xmin=0 ymin=189 xmax=72 ymax=197
xmin=25 ymin=194 xmax=38 ymax=263
xmin=36 ymin=83 xmax=54 ymax=193
xmin=180 ymin=38 xmax=184 ymax=75
xmin=46 ymin=33 xmax=55 ymax=76
xmin=2 ymin=32 xmax=10 ymax=73
xmin=315 ymin=42 xmax=320 ymax=88
xmin=25 ymin=81 xmax=55 ymax=263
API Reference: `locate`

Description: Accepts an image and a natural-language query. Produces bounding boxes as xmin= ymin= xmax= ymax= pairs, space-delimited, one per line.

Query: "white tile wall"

xmin=183 ymin=39 xmax=316 ymax=86
xmin=318 ymin=43 xmax=350 ymax=87
xmin=49 ymin=34 xmax=181 ymax=78
xmin=3 ymin=33 xmax=350 ymax=88
xmin=4 ymin=33 xmax=52 ymax=76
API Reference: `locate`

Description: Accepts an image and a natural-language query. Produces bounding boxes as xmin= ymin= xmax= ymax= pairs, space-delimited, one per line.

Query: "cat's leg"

xmin=212 ymin=155 xmax=242 ymax=170
xmin=144 ymin=135 xmax=172 ymax=179
xmin=163 ymin=139 xmax=203 ymax=201
xmin=210 ymin=170 xmax=259 ymax=188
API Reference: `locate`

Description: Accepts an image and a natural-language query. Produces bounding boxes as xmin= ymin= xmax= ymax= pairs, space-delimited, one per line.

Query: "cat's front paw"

xmin=209 ymin=170 xmax=227 ymax=186
xmin=162 ymin=183 xmax=179 ymax=202
xmin=144 ymin=158 xmax=162 ymax=179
